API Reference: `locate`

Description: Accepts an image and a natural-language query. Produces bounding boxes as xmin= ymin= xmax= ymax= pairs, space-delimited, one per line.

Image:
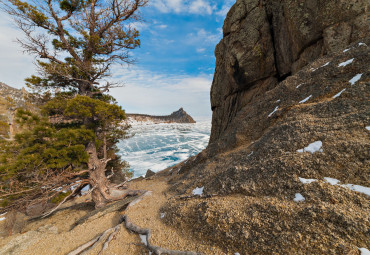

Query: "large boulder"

xmin=210 ymin=0 xmax=369 ymax=146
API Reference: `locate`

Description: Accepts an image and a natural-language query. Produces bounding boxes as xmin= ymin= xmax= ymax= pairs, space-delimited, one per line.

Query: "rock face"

xmin=161 ymin=0 xmax=369 ymax=254
xmin=126 ymin=108 xmax=196 ymax=124
xmin=0 ymin=83 xmax=30 ymax=139
xmin=210 ymin=0 xmax=369 ymax=146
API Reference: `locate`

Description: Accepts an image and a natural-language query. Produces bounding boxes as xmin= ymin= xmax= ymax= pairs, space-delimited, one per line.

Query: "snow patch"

xmin=299 ymin=177 xmax=317 ymax=184
xmin=349 ymin=74 xmax=362 ymax=85
xmin=359 ymin=248 xmax=370 ymax=255
xmin=358 ymin=42 xmax=368 ymax=47
xmin=325 ymin=177 xmax=370 ymax=196
xmin=332 ymin=89 xmax=346 ymax=99
xmin=268 ymin=106 xmax=279 ymax=117
xmin=324 ymin=177 xmax=340 ymax=185
xmin=299 ymin=95 xmax=312 ymax=104
xmin=342 ymin=184 xmax=370 ymax=196
xmin=139 ymin=234 xmax=148 ymax=245
xmin=297 ymin=141 xmax=323 ymax=153
xmin=293 ymin=193 xmax=305 ymax=202
xmin=343 ymin=48 xmax=350 ymax=53
xmin=276 ymin=99 xmax=281 ymax=103
xmin=160 ymin=213 xmax=165 ymax=219
xmin=338 ymin=58 xmax=354 ymax=67
xmin=192 ymin=186 xmax=204 ymax=196
xmin=366 ymin=126 xmax=370 ymax=131
xmin=247 ymin=151 xmax=254 ymax=157
xmin=296 ymin=83 xmax=303 ymax=89
xmin=321 ymin=62 xmax=330 ymax=68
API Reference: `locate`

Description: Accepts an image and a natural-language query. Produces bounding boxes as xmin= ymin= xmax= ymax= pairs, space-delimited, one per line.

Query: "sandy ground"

xmin=0 ymin=177 xmax=224 ymax=255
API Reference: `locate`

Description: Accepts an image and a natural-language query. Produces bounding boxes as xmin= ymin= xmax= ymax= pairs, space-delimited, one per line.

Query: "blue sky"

xmin=0 ymin=0 xmax=235 ymax=119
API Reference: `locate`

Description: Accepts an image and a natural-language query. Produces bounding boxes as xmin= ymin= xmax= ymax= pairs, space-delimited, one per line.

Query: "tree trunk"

xmin=86 ymin=141 xmax=110 ymax=208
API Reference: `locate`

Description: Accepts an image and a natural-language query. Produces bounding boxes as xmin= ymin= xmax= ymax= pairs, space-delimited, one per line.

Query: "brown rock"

xmin=210 ymin=0 xmax=369 ymax=144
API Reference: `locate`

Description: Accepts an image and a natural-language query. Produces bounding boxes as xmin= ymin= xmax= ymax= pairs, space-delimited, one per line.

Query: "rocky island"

xmin=126 ymin=107 xmax=196 ymax=124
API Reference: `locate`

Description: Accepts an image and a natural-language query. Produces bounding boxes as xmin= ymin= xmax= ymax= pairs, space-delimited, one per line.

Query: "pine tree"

xmin=0 ymin=0 xmax=147 ymax=211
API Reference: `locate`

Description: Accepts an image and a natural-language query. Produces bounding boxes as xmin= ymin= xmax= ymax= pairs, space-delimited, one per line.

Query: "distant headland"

xmin=126 ymin=108 xmax=196 ymax=124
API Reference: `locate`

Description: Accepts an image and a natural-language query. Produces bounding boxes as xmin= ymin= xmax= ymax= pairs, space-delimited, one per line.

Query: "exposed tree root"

xmin=70 ymin=191 xmax=145 ymax=230
xmin=67 ymin=225 xmax=120 ymax=255
xmin=121 ymin=215 xmax=203 ymax=255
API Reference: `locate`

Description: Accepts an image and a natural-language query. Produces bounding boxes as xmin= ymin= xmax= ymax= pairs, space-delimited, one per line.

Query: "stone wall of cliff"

xmin=210 ymin=0 xmax=368 ymax=147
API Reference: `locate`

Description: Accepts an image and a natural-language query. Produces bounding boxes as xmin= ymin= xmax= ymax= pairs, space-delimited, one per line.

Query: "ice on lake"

xmin=118 ymin=119 xmax=211 ymax=178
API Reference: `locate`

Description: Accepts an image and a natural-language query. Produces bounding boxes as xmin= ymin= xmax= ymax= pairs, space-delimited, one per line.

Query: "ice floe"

xmin=192 ymin=186 xmax=204 ymax=196
xmin=299 ymin=177 xmax=317 ymax=184
xmin=293 ymin=193 xmax=305 ymax=202
xmin=338 ymin=58 xmax=354 ymax=67
xmin=349 ymin=73 xmax=363 ymax=85
xmin=297 ymin=141 xmax=323 ymax=153
xmin=268 ymin=106 xmax=279 ymax=117
xmin=299 ymin=95 xmax=312 ymax=104
xmin=332 ymin=89 xmax=346 ymax=98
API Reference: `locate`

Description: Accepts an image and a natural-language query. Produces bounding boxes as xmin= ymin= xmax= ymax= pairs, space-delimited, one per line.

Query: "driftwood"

xmin=121 ymin=215 xmax=203 ymax=255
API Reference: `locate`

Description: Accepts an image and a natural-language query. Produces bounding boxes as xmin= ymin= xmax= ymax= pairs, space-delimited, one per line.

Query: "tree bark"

xmin=86 ymin=141 xmax=110 ymax=208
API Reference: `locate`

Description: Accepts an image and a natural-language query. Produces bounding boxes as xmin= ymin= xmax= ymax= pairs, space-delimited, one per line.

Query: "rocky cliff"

xmin=126 ymin=108 xmax=196 ymax=124
xmin=210 ymin=0 xmax=368 ymax=147
xmin=0 ymin=83 xmax=31 ymax=139
xmin=162 ymin=0 xmax=369 ymax=254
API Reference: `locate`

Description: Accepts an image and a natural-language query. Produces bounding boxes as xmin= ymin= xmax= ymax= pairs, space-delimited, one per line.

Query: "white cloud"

xmin=151 ymin=0 xmax=215 ymax=15
xmin=189 ymin=0 xmax=215 ymax=15
xmin=157 ymin=24 xmax=168 ymax=29
xmin=108 ymin=66 xmax=212 ymax=118
xmin=151 ymin=0 xmax=184 ymax=13
xmin=196 ymin=48 xmax=206 ymax=53
xmin=187 ymin=28 xmax=221 ymax=46
xmin=216 ymin=0 xmax=235 ymax=17
xmin=0 ymin=16 xmax=36 ymax=89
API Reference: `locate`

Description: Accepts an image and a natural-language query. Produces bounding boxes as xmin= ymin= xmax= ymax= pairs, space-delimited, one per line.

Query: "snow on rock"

xmin=338 ymin=58 xmax=354 ymax=67
xmin=296 ymin=83 xmax=303 ymax=89
xmin=324 ymin=177 xmax=370 ymax=196
xmin=343 ymin=48 xmax=350 ymax=53
xmin=268 ymin=106 xmax=279 ymax=117
xmin=160 ymin=213 xmax=166 ymax=219
xmin=293 ymin=193 xmax=305 ymax=202
xmin=299 ymin=177 xmax=317 ymax=184
xmin=320 ymin=62 xmax=330 ymax=68
xmin=324 ymin=177 xmax=340 ymax=185
xmin=366 ymin=126 xmax=370 ymax=131
xmin=299 ymin=95 xmax=312 ymax=104
xmin=192 ymin=186 xmax=204 ymax=196
xmin=235 ymin=253 xmax=241 ymax=255
xmin=349 ymin=73 xmax=363 ymax=85
xmin=297 ymin=141 xmax=323 ymax=153
xmin=0 ymin=217 xmax=5 ymax=221
xmin=358 ymin=42 xmax=368 ymax=47
xmin=333 ymin=89 xmax=346 ymax=99
xmin=342 ymin=184 xmax=370 ymax=196
xmin=359 ymin=248 xmax=370 ymax=255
